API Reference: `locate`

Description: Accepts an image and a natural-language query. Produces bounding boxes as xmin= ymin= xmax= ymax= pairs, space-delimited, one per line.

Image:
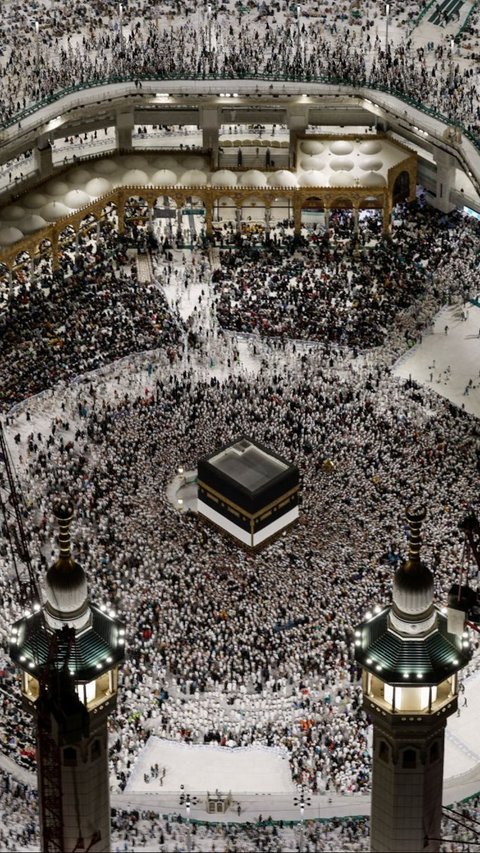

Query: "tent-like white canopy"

xmin=359 ymin=158 xmax=383 ymax=171
xmin=67 ymin=168 xmax=93 ymax=185
xmin=363 ymin=172 xmax=386 ymax=187
xmin=299 ymin=155 xmax=324 ymax=170
xmin=45 ymin=179 xmax=70 ymax=196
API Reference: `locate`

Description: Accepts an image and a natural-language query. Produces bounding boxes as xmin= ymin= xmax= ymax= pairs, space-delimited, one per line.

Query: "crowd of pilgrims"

xmin=1 ymin=761 xmax=480 ymax=852
xmin=0 ymin=767 xmax=368 ymax=851
xmin=2 ymin=200 xmax=480 ymax=406
xmin=0 ymin=2 xmax=479 ymax=850
xmin=0 ymin=220 xmax=181 ymax=408
xmin=0 ymin=1 xmax=480 ymax=144
xmin=0 ymin=193 xmax=478 ymax=832
xmin=212 ymin=205 xmax=457 ymax=347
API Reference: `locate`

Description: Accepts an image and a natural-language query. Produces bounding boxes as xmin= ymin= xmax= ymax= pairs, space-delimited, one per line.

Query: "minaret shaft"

xmin=10 ymin=501 xmax=125 ymax=853
xmin=370 ymin=712 xmax=446 ymax=853
xmin=354 ymin=507 xmax=470 ymax=853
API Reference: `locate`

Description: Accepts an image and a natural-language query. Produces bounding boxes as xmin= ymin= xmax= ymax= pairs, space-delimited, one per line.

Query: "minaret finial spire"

xmin=53 ymin=499 xmax=74 ymax=569
xmin=354 ymin=504 xmax=470 ymax=853
xmin=405 ymin=505 xmax=427 ymax=570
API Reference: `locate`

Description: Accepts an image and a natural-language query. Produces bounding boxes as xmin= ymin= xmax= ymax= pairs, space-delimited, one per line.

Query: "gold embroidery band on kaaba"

xmin=197 ymin=480 xmax=299 ymax=520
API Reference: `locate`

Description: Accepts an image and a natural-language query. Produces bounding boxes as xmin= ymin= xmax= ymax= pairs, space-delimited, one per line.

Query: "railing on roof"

xmin=409 ymin=0 xmax=437 ymax=31
xmin=457 ymin=0 xmax=480 ymax=37
xmin=1 ymin=72 xmax=479 ymax=155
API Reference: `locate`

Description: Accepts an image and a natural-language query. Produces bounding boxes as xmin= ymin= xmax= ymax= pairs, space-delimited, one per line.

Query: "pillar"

xmin=148 ymin=205 xmax=154 ymax=232
xmin=369 ymin=710 xmax=449 ymax=852
xmin=115 ymin=110 xmax=134 ymax=151
xmin=264 ymin=205 xmax=271 ymax=238
xmin=383 ymin=201 xmax=392 ymax=235
xmin=33 ymin=134 xmax=53 ymax=178
xmin=205 ymin=203 xmax=213 ymax=237
xmin=235 ymin=206 xmax=242 ymax=234
xmin=200 ymin=108 xmax=220 ymax=168
xmin=293 ymin=203 xmax=302 ymax=236
xmin=287 ymin=105 xmax=309 ymax=169
xmin=432 ymin=149 xmax=456 ymax=213
xmin=324 ymin=206 xmax=330 ymax=231
xmin=117 ymin=202 xmax=125 ymax=235
xmin=353 ymin=204 xmax=359 ymax=234
xmin=96 ymin=220 xmax=101 ymax=240
xmin=52 ymin=237 xmax=59 ymax=271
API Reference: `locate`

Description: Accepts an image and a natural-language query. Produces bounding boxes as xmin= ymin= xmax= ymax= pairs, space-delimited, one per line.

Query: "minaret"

xmin=9 ymin=500 xmax=125 ymax=853
xmin=354 ymin=507 xmax=471 ymax=853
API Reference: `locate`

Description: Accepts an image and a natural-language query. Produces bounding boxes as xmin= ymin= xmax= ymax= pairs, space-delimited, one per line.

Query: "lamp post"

xmin=180 ymin=787 xmax=198 ymax=853
xmin=35 ymin=21 xmax=40 ymax=68
xmin=293 ymin=785 xmax=311 ymax=853
xmin=207 ymin=3 xmax=212 ymax=53
xmin=119 ymin=3 xmax=124 ymax=51
xmin=385 ymin=3 xmax=390 ymax=54
xmin=296 ymin=3 xmax=301 ymax=51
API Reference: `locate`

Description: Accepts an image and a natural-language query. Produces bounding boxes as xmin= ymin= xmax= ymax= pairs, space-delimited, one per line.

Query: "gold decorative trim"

xmin=198 ymin=479 xmax=299 ymax=520
xmin=0 ymin=133 xmax=417 ymax=271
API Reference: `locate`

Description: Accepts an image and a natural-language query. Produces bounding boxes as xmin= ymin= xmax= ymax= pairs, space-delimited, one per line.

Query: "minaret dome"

xmin=44 ymin=500 xmax=90 ymax=631
xmin=390 ymin=506 xmax=435 ymax=635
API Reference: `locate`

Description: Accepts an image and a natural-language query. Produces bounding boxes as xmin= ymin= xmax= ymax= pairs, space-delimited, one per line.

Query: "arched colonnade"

xmin=0 ymin=161 xmax=415 ymax=294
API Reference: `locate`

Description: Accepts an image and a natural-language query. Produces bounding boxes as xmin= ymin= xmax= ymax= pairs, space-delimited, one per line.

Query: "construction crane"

xmin=0 ymin=423 xmax=40 ymax=608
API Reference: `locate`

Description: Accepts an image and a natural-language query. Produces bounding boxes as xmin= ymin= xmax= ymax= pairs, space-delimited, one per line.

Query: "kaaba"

xmin=197 ymin=436 xmax=299 ymax=550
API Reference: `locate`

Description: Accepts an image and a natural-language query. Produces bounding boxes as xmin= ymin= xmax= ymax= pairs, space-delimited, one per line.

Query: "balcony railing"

xmin=1 ymin=72 xmax=479 ymax=156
